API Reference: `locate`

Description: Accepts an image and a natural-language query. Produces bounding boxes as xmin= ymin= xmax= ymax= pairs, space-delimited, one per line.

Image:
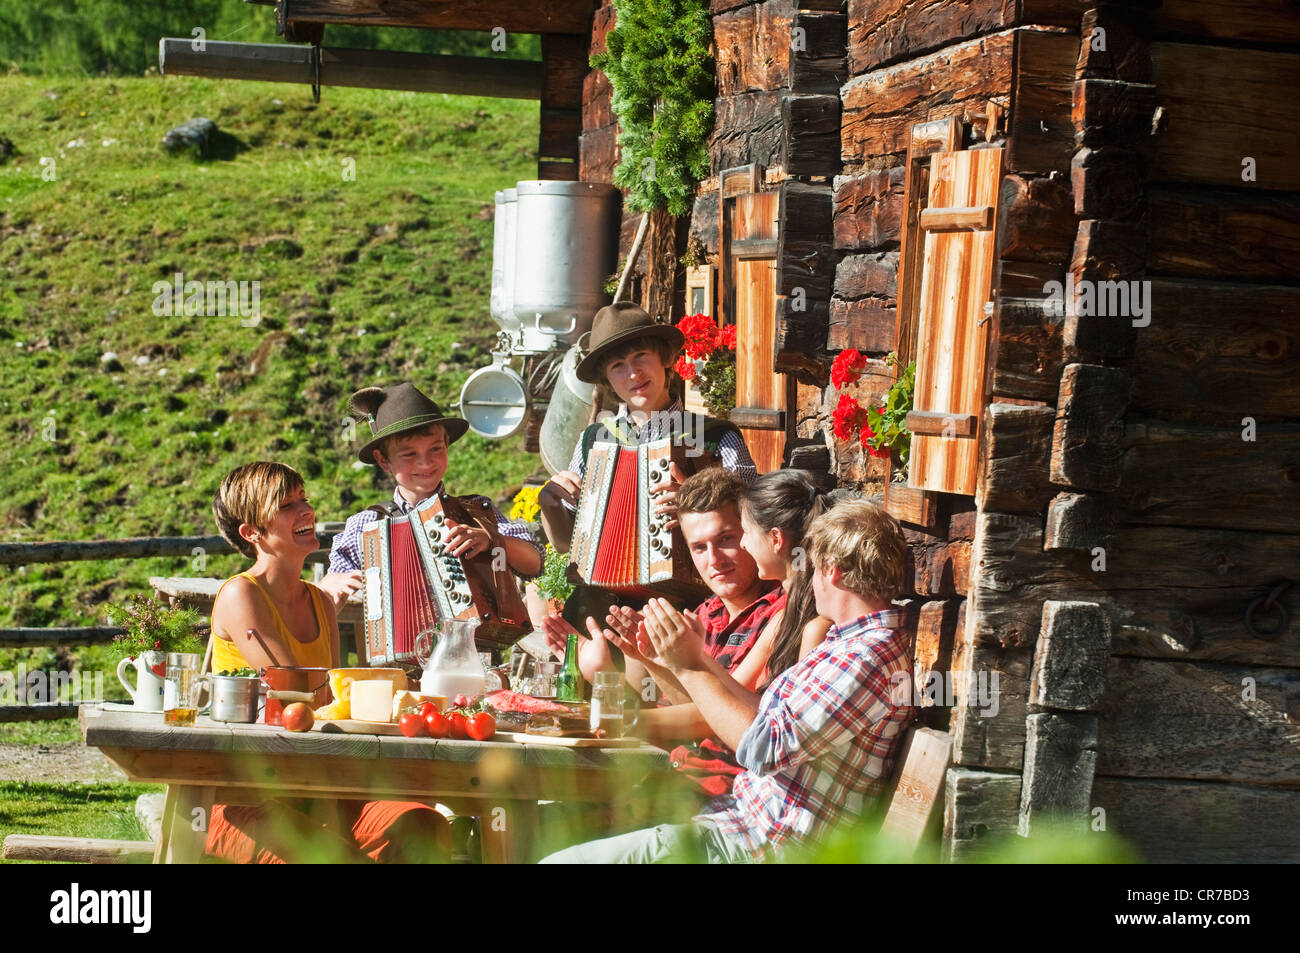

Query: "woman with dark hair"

xmin=737 ymin=469 xmax=833 ymax=683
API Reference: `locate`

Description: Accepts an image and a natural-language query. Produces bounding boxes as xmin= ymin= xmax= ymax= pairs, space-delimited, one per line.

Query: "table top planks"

xmin=79 ymin=705 xmax=668 ymax=772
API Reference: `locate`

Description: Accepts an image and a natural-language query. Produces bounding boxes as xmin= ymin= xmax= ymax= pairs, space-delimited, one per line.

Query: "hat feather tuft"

xmin=349 ymin=386 xmax=386 ymax=419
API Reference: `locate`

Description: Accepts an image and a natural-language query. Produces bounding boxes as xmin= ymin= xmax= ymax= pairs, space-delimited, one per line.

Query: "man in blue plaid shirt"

xmin=540 ymin=498 xmax=914 ymax=863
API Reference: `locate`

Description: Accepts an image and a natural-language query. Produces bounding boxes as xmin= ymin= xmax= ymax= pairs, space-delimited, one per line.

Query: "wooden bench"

xmin=2 ymin=835 xmax=156 ymax=864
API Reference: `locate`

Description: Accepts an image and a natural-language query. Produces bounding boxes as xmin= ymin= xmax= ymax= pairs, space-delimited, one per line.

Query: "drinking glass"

xmin=532 ymin=661 xmax=560 ymax=698
xmin=163 ymin=652 xmax=203 ymax=727
xmin=590 ymin=671 xmax=639 ymax=738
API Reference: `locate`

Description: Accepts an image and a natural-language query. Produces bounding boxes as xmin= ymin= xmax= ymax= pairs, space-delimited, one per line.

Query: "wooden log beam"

xmin=847 ymin=0 xmax=1090 ymax=75
xmin=1029 ymin=600 xmax=1111 ymax=711
xmin=1148 ymin=187 xmax=1300 ymax=283
xmin=1150 ymin=0 xmax=1300 ymax=45
xmin=1044 ymin=491 xmax=1115 ymax=551
xmin=996 ymin=172 xmax=1075 ymax=265
xmin=1076 ymin=6 xmax=1151 ymax=83
xmin=2 ymin=835 xmax=156 ymax=863
xmin=1007 ymin=30 xmax=1079 ymax=174
xmin=989 ymin=261 xmax=1066 ymax=402
xmin=977 ymin=402 xmax=1056 ymax=514
xmin=776 ymin=181 xmax=834 ymax=370
xmin=829 ymin=251 xmax=897 ymax=353
xmin=1070 ymin=146 xmax=1146 ymax=221
xmin=1051 ymin=363 xmax=1132 ymax=492
xmin=1130 ymin=279 xmax=1300 ymax=422
xmin=949 ymin=642 xmax=1031 ymax=768
xmin=714 ymin=1 xmax=793 ymax=97
xmin=1091 ymin=777 xmax=1300 ymax=863
xmin=1107 ymin=584 xmax=1300 ymax=668
xmin=1119 ymin=418 xmax=1300 ymax=533
xmin=1098 ymin=657 xmax=1300 ymax=784
xmin=790 ymin=11 xmax=847 ymax=96
xmin=159 ymin=39 xmax=544 ymax=99
xmin=842 ymin=30 xmax=1014 ymax=163
xmin=832 ymin=167 xmax=904 ymax=251
xmin=277 ymin=0 xmax=598 ymax=35
xmin=715 ymin=90 xmax=786 ymax=171
xmin=1150 ymin=42 xmax=1300 ymax=191
xmin=942 ymin=768 xmax=1022 ymax=862
xmin=783 ymin=93 xmax=841 ymax=177
xmin=1017 ymin=712 xmax=1099 ymax=835
xmin=579 ymin=123 xmax=618 ymax=184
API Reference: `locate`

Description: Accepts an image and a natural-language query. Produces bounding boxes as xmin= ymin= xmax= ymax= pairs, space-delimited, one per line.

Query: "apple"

xmin=282 ymin=702 xmax=315 ymax=732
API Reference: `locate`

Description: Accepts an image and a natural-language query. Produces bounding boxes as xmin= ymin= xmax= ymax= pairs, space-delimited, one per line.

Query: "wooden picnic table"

xmin=79 ymin=704 xmax=669 ymax=864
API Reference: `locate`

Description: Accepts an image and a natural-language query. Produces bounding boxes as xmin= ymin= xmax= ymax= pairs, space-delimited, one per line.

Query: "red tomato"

xmin=399 ymin=712 xmax=427 ymax=738
xmin=466 ymin=712 xmax=496 ymax=741
xmin=424 ymin=711 xmax=450 ymax=738
xmin=416 ymin=701 xmax=436 ymax=718
xmin=447 ymin=711 xmax=469 ymax=740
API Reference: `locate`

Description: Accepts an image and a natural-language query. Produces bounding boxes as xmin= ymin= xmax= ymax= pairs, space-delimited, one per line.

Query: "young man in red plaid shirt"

xmin=539 ymin=498 xmax=914 ymax=863
xmin=541 ymin=468 xmax=787 ymax=800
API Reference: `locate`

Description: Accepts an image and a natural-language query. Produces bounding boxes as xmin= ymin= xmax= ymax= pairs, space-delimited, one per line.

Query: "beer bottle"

xmin=555 ymin=631 xmax=584 ymax=703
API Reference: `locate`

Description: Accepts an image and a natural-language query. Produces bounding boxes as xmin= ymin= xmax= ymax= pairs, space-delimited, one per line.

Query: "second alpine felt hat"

xmin=350 ymin=381 xmax=469 ymax=465
xmin=574 ymin=301 xmax=684 ymax=384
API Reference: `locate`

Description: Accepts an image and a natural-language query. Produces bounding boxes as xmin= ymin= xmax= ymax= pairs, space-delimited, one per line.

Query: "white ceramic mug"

xmin=117 ymin=650 xmax=166 ymax=711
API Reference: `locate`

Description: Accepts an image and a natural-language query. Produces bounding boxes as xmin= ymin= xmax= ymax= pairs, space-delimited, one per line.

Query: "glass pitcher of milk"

xmin=415 ymin=619 xmax=487 ymax=701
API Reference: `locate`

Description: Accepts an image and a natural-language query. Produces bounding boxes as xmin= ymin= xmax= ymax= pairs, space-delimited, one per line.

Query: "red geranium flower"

xmin=831 ymin=349 xmax=869 ymax=390
xmin=677 ymin=313 xmax=720 ymax=359
xmin=719 ymin=324 xmax=737 ymax=350
xmin=674 ymin=355 xmax=697 ymax=381
xmin=831 ymin=393 xmax=864 ymax=441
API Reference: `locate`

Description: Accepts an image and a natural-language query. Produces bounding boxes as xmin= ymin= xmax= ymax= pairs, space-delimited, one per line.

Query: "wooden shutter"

xmin=905 ymin=146 xmax=1003 ymax=496
xmin=719 ymin=166 xmax=791 ymax=474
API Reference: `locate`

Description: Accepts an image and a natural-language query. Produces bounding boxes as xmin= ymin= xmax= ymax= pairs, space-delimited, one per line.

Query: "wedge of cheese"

xmin=392 ymin=691 xmax=448 ymax=721
xmin=326 ymin=668 xmax=409 ymax=705
xmin=313 ymin=699 xmax=350 ymax=721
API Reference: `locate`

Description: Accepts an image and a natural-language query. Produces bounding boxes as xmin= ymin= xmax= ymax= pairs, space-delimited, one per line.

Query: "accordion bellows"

xmin=361 ymin=494 xmax=530 ymax=664
xmin=571 ymin=435 xmax=709 ymax=603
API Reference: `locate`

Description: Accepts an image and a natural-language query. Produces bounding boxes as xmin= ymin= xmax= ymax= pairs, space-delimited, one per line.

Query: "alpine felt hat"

xmin=350 ymin=382 xmax=469 ymax=465
xmin=574 ymin=301 xmax=684 ymax=384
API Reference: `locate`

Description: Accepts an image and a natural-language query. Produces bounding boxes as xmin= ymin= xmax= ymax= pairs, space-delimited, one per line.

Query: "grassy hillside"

xmin=0 ymin=74 xmax=545 ymax=644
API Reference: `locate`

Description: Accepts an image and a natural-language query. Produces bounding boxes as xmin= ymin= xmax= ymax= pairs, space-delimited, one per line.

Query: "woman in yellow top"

xmin=206 ymin=461 xmax=449 ymax=864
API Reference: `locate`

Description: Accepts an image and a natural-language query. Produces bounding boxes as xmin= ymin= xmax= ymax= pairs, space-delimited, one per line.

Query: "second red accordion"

xmin=570 ymin=435 xmax=708 ymax=603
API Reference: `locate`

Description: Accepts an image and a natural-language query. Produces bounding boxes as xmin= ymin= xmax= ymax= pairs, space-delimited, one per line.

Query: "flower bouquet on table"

xmin=105 ymin=595 xmax=204 ymax=710
xmin=674 ymin=312 xmax=737 ymax=419
xmin=830 ymin=349 xmax=915 ymax=480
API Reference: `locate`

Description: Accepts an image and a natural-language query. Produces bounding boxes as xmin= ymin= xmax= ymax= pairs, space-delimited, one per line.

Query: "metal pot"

xmin=261 ymin=667 xmax=331 ymax=726
xmin=208 ymin=674 xmax=263 ymax=724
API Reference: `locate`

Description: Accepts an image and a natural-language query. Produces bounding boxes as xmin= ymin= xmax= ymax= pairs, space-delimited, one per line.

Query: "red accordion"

xmin=360 ymin=494 xmax=530 ymax=665
xmin=570 ymin=435 xmax=709 ymax=603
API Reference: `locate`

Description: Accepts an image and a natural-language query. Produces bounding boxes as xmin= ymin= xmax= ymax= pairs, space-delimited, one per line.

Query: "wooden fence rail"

xmin=0 ymin=526 xmax=342 ymax=722
xmin=0 ymin=523 xmax=343 ymax=566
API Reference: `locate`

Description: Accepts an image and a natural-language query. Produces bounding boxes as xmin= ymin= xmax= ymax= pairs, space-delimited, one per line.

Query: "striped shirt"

xmin=562 ymin=400 xmax=758 ymax=512
xmin=327 ymin=486 xmax=542 ymax=580
xmin=698 ymin=608 xmax=914 ymax=860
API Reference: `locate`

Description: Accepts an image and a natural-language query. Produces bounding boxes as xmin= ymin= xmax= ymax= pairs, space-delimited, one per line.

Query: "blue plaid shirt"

xmin=698 ymin=608 xmax=914 ymax=859
xmin=327 ymin=486 xmax=542 ymax=580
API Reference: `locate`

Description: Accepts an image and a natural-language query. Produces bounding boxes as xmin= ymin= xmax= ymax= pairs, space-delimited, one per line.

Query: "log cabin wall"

xmin=579 ymin=0 xmax=1300 ymax=861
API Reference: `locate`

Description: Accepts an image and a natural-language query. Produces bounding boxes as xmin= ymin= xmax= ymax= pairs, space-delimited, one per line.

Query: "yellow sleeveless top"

xmin=211 ymin=572 xmax=334 ymax=672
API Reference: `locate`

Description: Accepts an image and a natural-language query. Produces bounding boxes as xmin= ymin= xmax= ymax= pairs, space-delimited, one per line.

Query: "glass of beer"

xmin=163 ymin=652 xmax=203 ymax=727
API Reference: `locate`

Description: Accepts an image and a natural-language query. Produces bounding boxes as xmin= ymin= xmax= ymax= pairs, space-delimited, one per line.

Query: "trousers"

xmin=206 ymin=799 xmax=450 ymax=864
xmin=537 ymin=818 xmax=754 ymax=865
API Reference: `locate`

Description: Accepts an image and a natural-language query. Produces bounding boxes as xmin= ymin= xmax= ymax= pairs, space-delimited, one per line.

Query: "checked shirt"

xmin=698 ymin=608 xmax=914 ymax=859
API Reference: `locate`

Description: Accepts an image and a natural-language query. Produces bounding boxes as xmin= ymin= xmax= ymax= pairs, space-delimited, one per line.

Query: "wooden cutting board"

xmin=313 ymin=719 xmax=404 ymax=736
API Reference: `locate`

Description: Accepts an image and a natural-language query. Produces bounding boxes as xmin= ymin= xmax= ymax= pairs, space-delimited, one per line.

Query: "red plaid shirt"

xmin=667 ymin=583 xmax=786 ymax=797
xmin=699 ymin=609 xmax=914 ymax=859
